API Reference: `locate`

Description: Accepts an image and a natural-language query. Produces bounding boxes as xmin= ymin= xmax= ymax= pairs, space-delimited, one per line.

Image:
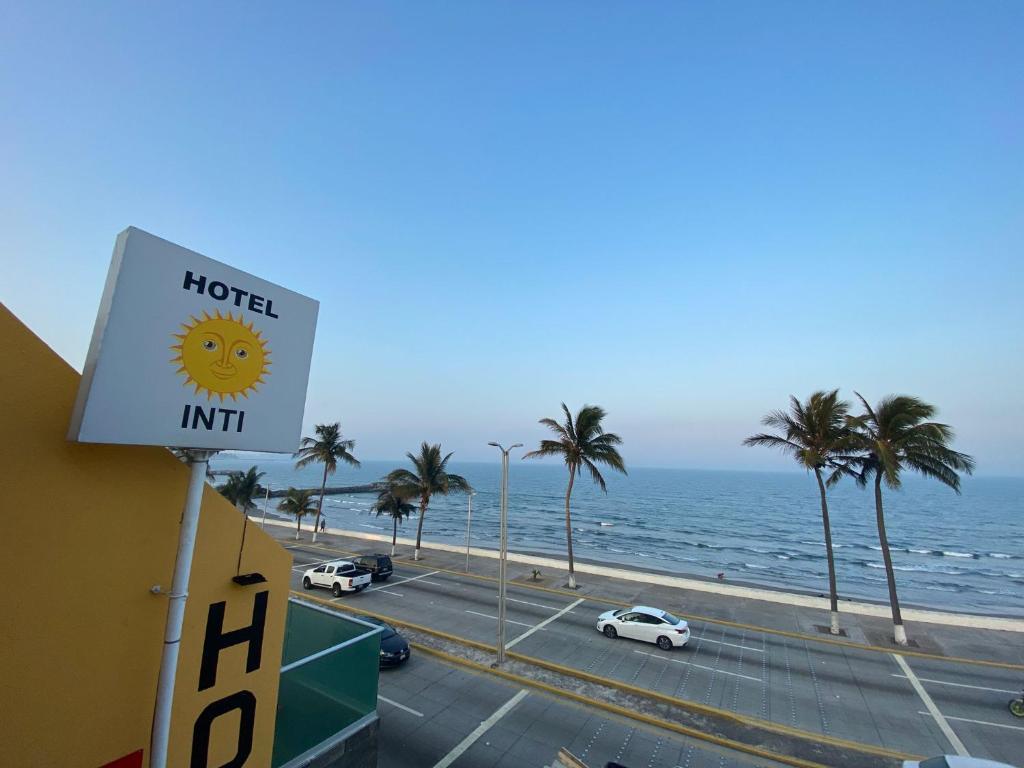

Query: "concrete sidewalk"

xmin=257 ymin=517 xmax=1024 ymax=666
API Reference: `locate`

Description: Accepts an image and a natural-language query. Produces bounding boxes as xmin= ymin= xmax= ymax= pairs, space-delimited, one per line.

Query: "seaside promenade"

xmin=257 ymin=517 xmax=1023 ymax=768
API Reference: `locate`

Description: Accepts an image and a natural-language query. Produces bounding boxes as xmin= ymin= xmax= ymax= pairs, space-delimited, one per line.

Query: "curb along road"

xmin=291 ymin=590 xmax=917 ymax=768
xmin=293 ymin=540 xmax=1024 ymax=672
xmin=267 ymin=519 xmax=1024 ymax=633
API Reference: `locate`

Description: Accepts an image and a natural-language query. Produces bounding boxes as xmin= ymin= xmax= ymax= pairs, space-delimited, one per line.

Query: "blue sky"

xmin=2 ymin=2 xmax=1021 ymax=474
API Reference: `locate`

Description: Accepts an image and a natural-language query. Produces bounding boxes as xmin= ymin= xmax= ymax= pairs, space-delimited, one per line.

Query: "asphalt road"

xmin=287 ymin=543 xmax=1023 ymax=767
xmin=376 ymin=649 xmax=782 ymax=768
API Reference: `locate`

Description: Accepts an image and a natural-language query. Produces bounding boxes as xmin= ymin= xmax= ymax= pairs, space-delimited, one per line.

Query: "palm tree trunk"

xmin=392 ymin=515 xmax=398 ymax=556
xmin=814 ymin=468 xmax=840 ymax=635
xmin=295 ymin=514 xmax=301 ymax=540
xmin=874 ymin=469 xmax=906 ymax=645
xmin=564 ymin=465 xmax=577 ymax=589
xmin=312 ymin=465 xmax=328 ymax=543
xmin=414 ymin=494 xmax=428 ymax=561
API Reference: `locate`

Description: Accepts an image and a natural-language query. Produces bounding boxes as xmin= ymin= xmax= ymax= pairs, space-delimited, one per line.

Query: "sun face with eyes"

xmin=170 ymin=310 xmax=271 ymax=401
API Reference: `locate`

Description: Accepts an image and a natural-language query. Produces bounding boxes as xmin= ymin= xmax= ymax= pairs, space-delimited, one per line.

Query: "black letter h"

xmin=198 ymin=590 xmax=268 ymax=691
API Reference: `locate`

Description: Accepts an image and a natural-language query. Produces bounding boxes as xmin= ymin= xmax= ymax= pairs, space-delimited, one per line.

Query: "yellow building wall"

xmin=0 ymin=303 xmax=291 ymax=768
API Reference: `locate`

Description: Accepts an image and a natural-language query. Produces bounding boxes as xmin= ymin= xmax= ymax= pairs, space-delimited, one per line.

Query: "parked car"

xmin=353 ymin=554 xmax=393 ymax=582
xmin=301 ymin=560 xmax=372 ymax=596
xmin=360 ymin=616 xmax=411 ymax=668
xmin=596 ymin=605 xmax=690 ymax=650
xmin=903 ymin=759 xmax=1016 ymax=768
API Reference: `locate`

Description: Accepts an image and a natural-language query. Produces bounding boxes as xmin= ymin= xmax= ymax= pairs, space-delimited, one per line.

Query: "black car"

xmin=361 ymin=616 xmax=411 ymax=668
xmin=353 ymin=554 xmax=393 ymax=581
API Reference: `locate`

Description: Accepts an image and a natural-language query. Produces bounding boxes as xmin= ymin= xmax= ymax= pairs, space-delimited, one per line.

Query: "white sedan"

xmin=596 ymin=605 xmax=690 ymax=650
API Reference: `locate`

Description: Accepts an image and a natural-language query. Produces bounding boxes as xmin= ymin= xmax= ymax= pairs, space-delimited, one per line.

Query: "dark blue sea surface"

xmin=213 ymin=455 xmax=1024 ymax=616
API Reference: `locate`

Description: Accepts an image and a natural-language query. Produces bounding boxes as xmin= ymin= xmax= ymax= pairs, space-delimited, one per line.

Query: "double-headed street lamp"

xmin=488 ymin=441 xmax=521 ymax=665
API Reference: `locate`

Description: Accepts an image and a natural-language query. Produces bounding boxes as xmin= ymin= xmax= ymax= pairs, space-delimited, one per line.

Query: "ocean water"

xmin=212 ymin=454 xmax=1024 ymax=616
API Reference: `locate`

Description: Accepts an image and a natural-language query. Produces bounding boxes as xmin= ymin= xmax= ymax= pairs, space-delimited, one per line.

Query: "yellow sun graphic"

xmin=170 ymin=310 xmax=271 ymax=401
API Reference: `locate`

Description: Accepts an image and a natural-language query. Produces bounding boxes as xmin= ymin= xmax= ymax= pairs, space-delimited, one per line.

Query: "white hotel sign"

xmin=69 ymin=227 xmax=318 ymax=452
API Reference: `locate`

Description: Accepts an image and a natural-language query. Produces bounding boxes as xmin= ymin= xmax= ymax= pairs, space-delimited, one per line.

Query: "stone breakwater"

xmin=265 ymin=483 xmax=384 ymax=498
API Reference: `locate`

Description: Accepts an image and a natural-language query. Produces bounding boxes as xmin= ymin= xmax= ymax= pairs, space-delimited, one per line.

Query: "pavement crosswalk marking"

xmin=432 ymin=689 xmax=528 ymax=768
xmin=894 ymin=654 xmax=968 ymax=756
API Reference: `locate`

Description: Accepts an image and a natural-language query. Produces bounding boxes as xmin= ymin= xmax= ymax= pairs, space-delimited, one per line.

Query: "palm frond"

xmin=522 ymin=439 xmax=571 ymax=460
xmin=525 ymin=403 xmax=626 ymax=484
xmin=581 ymin=457 xmax=608 ymax=493
xmin=538 ymin=417 xmax=570 ymax=440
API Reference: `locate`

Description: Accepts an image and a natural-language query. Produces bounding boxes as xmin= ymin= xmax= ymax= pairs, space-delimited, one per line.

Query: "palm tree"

xmin=217 ymin=473 xmax=242 ymax=507
xmin=294 ymin=423 xmax=360 ymax=543
xmin=386 ymin=442 xmax=472 ymax=561
xmin=217 ymin=466 xmax=265 ymax=514
xmin=523 ymin=403 xmax=626 ymax=589
xmin=370 ymin=485 xmax=417 ymax=556
xmin=847 ymin=394 xmax=975 ymax=646
xmin=744 ymin=390 xmax=856 ymax=635
xmin=277 ymin=488 xmax=318 ymax=540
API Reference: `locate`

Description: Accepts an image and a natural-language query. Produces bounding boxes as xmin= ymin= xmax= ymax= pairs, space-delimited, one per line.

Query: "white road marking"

xmin=505 ymin=597 xmax=566 ymax=611
xmin=891 ymin=674 xmax=1017 ymax=695
xmin=465 ymin=610 xmax=538 ymax=629
xmin=506 ymin=598 xmax=586 ymax=650
xmin=432 ymin=689 xmax=528 ymax=768
xmin=690 ymin=635 xmax=764 ymax=654
xmin=367 ymin=570 xmax=440 ymax=592
xmin=894 ymin=654 xmax=968 ymax=756
xmin=633 ymin=650 xmax=761 ymax=682
xmin=421 ymin=580 xmax=446 ymax=586
xmin=917 ymin=711 xmax=1024 ymax=732
xmin=378 ymin=695 xmax=423 ymax=717
xmin=375 ymin=590 xmax=404 ymax=597
xmin=291 ymin=558 xmax=333 ymax=572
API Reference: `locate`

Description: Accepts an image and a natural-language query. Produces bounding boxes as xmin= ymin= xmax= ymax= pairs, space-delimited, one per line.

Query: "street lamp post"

xmin=465 ymin=491 xmax=476 ymax=572
xmin=488 ymin=441 xmax=521 ymax=665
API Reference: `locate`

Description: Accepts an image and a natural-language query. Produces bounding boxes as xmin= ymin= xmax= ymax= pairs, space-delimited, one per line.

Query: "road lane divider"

xmin=893 ymin=654 xmax=968 ymax=756
xmin=288 ymin=542 xmax=1024 ymax=671
xmin=890 ymin=673 xmax=1018 ymax=694
xmin=290 ymin=590 xmax=917 ymax=765
xmin=506 ymin=597 xmax=585 ymax=650
xmin=465 ymin=610 xmax=540 ymax=629
xmin=633 ymin=649 xmax=761 ymax=683
xmin=916 ymin=712 xmax=1024 ymax=733
xmin=366 ymin=569 xmax=440 ymax=592
xmin=413 ymin=643 xmax=846 ymax=768
xmin=432 ymin=689 xmax=529 ymax=768
xmin=377 ymin=695 xmax=423 ymax=717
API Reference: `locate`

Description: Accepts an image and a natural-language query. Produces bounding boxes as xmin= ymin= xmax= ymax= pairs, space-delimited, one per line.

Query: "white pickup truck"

xmin=301 ymin=560 xmax=373 ymax=597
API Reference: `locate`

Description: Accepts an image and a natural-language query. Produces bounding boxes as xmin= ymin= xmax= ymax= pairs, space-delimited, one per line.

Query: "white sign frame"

xmin=68 ymin=227 xmax=319 ymax=452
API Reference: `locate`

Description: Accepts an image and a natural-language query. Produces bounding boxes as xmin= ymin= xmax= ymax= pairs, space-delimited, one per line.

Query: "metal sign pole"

xmin=150 ymin=448 xmax=214 ymax=768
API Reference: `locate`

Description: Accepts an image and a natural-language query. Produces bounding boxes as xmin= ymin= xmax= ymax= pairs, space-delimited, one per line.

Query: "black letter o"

xmin=208 ymin=281 xmax=229 ymax=300
xmin=191 ymin=690 xmax=256 ymax=768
